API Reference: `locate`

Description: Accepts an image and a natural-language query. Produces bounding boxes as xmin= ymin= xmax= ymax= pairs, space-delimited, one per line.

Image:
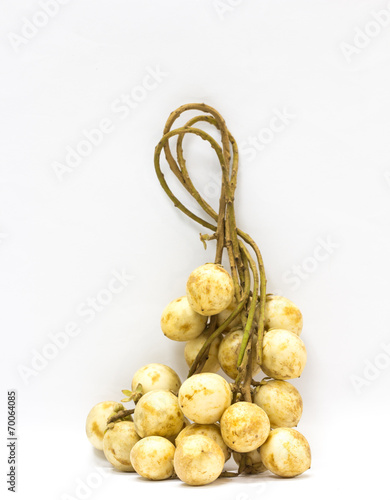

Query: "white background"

xmin=1 ymin=0 xmax=390 ymax=498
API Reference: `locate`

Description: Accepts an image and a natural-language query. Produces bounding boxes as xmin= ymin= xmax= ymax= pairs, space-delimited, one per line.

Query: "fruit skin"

xmin=130 ymin=436 xmax=175 ymax=480
xmin=103 ymin=421 xmax=140 ymax=471
xmin=174 ymin=434 xmax=225 ymax=486
xmin=233 ymin=448 xmax=267 ymax=474
xmin=178 ymin=373 xmax=232 ymax=424
xmin=161 ymin=296 xmax=207 ymax=341
xmin=85 ymin=401 xmax=118 ymax=450
xmin=131 ymin=363 xmax=181 ymax=394
xmin=133 ymin=390 xmax=184 ymax=438
xmin=265 ymin=295 xmax=303 ymax=336
xmin=262 ymin=329 xmax=307 ymax=380
xmin=253 ymin=380 xmax=303 ymax=428
xmin=218 ymin=329 xmax=260 ymax=380
xmin=260 ymin=428 xmax=311 ymax=477
xmin=220 ymin=402 xmax=270 ymax=453
xmin=184 ymin=332 xmax=221 ymax=373
xmin=186 ymin=263 xmax=234 ymax=316
xmin=175 ymin=423 xmax=230 ymax=462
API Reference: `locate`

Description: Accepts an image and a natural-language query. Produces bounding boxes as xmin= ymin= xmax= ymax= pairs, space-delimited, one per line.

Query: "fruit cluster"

xmin=86 ymin=265 xmax=310 ymax=485
xmin=85 ymin=104 xmax=311 ymax=486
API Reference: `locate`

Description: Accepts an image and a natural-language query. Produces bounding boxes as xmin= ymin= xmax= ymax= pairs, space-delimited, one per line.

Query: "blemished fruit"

xmin=175 ymin=423 xmax=230 ymax=462
xmin=161 ymin=296 xmax=207 ymax=341
xmin=186 ymin=263 xmax=234 ymax=316
xmin=262 ymin=329 xmax=307 ymax=379
xmin=260 ymin=428 xmax=311 ymax=477
xmin=130 ymin=436 xmax=175 ymax=480
xmin=265 ymin=295 xmax=303 ymax=336
xmin=103 ymin=421 xmax=140 ymax=471
xmin=216 ymin=298 xmax=242 ymax=330
xmin=233 ymin=448 xmax=267 ymax=474
xmin=174 ymin=434 xmax=225 ymax=486
xmin=85 ymin=401 xmax=118 ymax=450
xmin=131 ymin=363 xmax=181 ymax=394
xmin=178 ymin=373 xmax=232 ymax=424
xmin=220 ymin=402 xmax=270 ymax=453
xmin=184 ymin=331 xmax=221 ymax=373
xmin=254 ymin=380 xmax=303 ymax=428
xmin=133 ymin=390 xmax=184 ymax=438
xmin=218 ymin=329 xmax=260 ymax=380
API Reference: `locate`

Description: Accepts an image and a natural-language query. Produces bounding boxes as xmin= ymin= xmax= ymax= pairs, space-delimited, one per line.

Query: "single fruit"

xmin=130 ymin=436 xmax=175 ymax=480
xmin=233 ymin=448 xmax=267 ymax=474
xmin=216 ymin=298 xmax=241 ymax=331
xmin=161 ymin=296 xmax=207 ymax=341
xmin=184 ymin=331 xmax=221 ymax=373
xmin=178 ymin=373 xmax=232 ymax=424
xmin=265 ymin=295 xmax=303 ymax=336
xmin=131 ymin=363 xmax=181 ymax=394
xmin=175 ymin=423 xmax=230 ymax=462
xmin=218 ymin=329 xmax=260 ymax=380
xmin=103 ymin=421 xmax=140 ymax=471
xmin=174 ymin=434 xmax=225 ymax=486
xmin=220 ymin=402 xmax=270 ymax=453
xmin=262 ymin=329 xmax=307 ymax=379
xmin=134 ymin=390 xmax=184 ymax=438
xmin=186 ymin=263 xmax=234 ymax=316
xmin=85 ymin=401 xmax=118 ymax=450
xmin=260 ymin=428 xmax=311 ymax=477
xmin=253 ymin=380 xmax=303 ymax=428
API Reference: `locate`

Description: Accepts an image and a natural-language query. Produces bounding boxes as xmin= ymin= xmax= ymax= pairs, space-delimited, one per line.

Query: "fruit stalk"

xmin=154 ymin=103 xmax=267 ymax=401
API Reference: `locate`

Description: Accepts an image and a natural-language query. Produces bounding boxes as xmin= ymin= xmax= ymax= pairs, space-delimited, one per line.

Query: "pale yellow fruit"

xmin=262 ymin=329 xmax=307 ymax=380
xmin=174 ymin=434 xmax=225 ymax=486
xmin=184 ymin=332 xmax=221 ymax=373
xmin=130 ymin=436 xmax=175 ymax=480
xmin=220 ymin=402 xmax=270 ymax=453
xmin=265 ymin=295 xmax=303 ymax=336
xmin=103 ymin=421 xmax=140 ymax=471
xmin=186 ymin=263 xmax=234 ymax=316
xmin=218 ymin=329 xmax=260 ymax=380
xmin=216 ymin=298 xmax=241 ymax=331
xmin=131 ymin=363 xmax=181 ymax=394
xmin=133 ymin=390 xmax=184 ymax=438
xmin=161 ymin=296 xmax=207 ymax=341
xmin=260 ymin=428 xmax=311 ymax=477
xmin=233 ymin=448 xmax=267 ymax=474
xmin=85 ymin=401 xmax=118 ymax=450
xmin=254 ymin=380 xmax=303 ymax=428
xmin=178 ymin=373 xmax=232 ymax=424
xmin=175 ymin=423 xmax=230 ymax=462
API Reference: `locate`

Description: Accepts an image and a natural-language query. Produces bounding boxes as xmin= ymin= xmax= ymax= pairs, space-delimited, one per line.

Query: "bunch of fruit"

xmin=85 ymin=104 xmax=311 ymax=486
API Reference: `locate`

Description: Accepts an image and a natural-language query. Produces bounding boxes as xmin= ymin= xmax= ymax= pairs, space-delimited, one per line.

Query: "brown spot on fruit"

xmin=92 ymin=421 xmax=103 ymax=439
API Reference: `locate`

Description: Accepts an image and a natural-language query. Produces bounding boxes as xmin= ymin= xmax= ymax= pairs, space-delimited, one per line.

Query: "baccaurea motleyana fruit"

xmin=161 ymin=296 xmax=207 ymax=341
xmin=265 ymin=295 xmax=303 ymax=336
xmin=220 ymin=401 xmax=270 ymax=453
xmin=131 ymin=363 xmax=181 ymax=394
xmin=174 ymin=434 xmax=225 ymax=486
xmin=262 ymin=329 xmax=307 ymax=380
xmin=85 ymin=401 xmax=118 ymax=450
xmin=254 ymin=379 xmax=303 ymax=428
xmin=184 ymin=331 xmax=221 ymax=373
xmin=218 ymin=329 xmax=260 ymax=380
xmin=130 ymin=436 xmax=175 ymax=480
xmin=178 ymin=373 xmax=232 ymax=424
xmin=260 ymin=427 xmax=311 ymax=477
xmin=186 ymin=263 xmax=234 ymax=316
xmin=103 ymin=421 xmax=140 ymax=472
xmin=133 ymin=390 xmax=184 ymax=438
